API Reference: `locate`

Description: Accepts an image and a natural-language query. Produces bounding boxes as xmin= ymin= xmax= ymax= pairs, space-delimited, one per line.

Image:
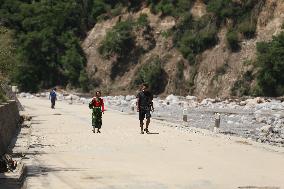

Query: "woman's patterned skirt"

xmin=92 ymin=107 xmax=102 ymax=129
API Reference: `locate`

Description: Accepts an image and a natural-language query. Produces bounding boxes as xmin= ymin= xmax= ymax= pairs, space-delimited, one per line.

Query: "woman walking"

xmin=89 ymin=91 xmax=104 ymax=133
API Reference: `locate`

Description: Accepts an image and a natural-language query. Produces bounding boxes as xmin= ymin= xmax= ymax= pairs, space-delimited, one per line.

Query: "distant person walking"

xmin=49 ymin=88 xmax=57 ymax=109
xmin=136 ymin=83 xmax=154 ymax=134
xmin=89 ymin=91 xmax=104 ymax=133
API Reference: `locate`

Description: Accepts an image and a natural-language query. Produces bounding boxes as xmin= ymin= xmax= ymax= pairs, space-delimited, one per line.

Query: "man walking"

xmin=136 ymin=83 xmax=154 ymax=134
xmin=49 ymin=88 xmax=57 ymax=109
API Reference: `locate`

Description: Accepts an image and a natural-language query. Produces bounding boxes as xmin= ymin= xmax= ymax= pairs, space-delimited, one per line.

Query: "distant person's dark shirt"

xmin=136 ymin=91 xmax=153 ymax=108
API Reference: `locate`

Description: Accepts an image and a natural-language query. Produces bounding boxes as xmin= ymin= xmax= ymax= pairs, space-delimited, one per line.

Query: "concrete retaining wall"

xmin=0 ymin=100 xmax=20 ymax=156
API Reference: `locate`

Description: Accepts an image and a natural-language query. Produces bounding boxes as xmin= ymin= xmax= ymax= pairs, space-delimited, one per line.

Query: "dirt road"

xmin=20 ymin=98 xmax=284 ymax=189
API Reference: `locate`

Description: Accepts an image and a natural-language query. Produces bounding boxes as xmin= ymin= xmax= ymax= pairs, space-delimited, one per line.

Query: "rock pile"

xmin=18 ymin=92 xmax=284 ymax=146
xmin=105 ymin=94 xmax=284 ymax=146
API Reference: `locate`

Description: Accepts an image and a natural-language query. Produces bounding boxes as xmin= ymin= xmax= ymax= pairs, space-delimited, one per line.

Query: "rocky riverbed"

xmin=19 ymin=92 xmax=284 ymax=147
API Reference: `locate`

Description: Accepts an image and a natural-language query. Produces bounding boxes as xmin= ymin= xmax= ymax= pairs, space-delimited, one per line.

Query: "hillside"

xmin=0 ymin=0 xmax=284 ymax=98
xmin=82 ymin=0 xmax=284 ymax=97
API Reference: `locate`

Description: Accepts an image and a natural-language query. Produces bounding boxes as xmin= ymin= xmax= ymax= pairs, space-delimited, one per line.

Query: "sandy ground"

xmin=19 ymin=98 xmax=284 ymax=189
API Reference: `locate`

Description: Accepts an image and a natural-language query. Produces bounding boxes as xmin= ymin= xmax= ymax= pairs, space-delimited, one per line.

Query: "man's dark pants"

xmin=51 ymin=98 xmax=56 ymax=109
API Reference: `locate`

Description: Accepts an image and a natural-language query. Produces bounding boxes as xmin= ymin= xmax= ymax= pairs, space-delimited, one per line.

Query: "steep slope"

xmin=83 ymin=8 xmax=188 ymax=95
xmin=194 ymin=0 xmax=284 ymax=98
xmin=82 ymin=0 xmax=284 ymax=97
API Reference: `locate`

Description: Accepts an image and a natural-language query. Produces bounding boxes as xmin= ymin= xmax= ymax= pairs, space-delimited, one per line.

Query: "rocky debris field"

xmin=19 ymin=92 xmax=284 ymax=147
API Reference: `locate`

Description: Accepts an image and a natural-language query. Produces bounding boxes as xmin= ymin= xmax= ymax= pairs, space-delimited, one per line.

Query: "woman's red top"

xmin=92 ymin=97 xmax=105 ymax=112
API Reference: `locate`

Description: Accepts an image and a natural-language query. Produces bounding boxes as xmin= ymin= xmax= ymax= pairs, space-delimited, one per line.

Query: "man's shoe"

xmin=144 ymin=128 xmax=150 ymax=134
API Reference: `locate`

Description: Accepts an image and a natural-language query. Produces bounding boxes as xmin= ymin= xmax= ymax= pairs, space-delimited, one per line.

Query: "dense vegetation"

xmin=146 ymin=0 xmax=263 ymax=63
xmin=0 ymin=0 xmax=133 ymax=92
xmin=0 ymin=88 xmax=7 ymax=103
xmin=0 ymin=26 xmax=15 ymax=102
xmin=1 ymin=0 xmax=283 ymax=96
xmin=98 ymin=13 xmax=150 ymax=59
xmin=0 ymin=26 xmax=18 ymax=79
xmin=148 ymin=0 xmax=195 ymax=17
xmin=133 ymin=56 xmax=166 ymax=94
xmin=99 ymin=19 xmax=135 ymax=59
xmin=173 ymin=14 xmax=218 ymax=64
xmin=255 ymin=32 xmax=284 ymax=97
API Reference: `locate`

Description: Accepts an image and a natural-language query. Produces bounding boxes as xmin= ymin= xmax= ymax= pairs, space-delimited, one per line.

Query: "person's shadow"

xmin=146 ymin=132 xmax=159 ymax=135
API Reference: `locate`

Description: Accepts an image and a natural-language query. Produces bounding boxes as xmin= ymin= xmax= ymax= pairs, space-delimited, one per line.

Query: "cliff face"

xmin=82 ymin=0 xmax=284 ymax=97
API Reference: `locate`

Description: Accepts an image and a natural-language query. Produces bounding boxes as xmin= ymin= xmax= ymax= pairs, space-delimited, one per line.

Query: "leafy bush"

xmin=136 ymin=14 xmax=149 ymax=28
xmin=134 ymin=56 xmax=165 ymax=94
xmin=226 ymin=30 xmax=240 ymax=51
xmin=79 ymin=69 xmax=90 ymax=92
xmin=148 ymin=0 xmax=195 ymax=17
xmin=238 ymin=20 xmax=257 ymax=39
xmin=0 ymin=26 xmax=17 ymax=78
xmin=231 ymin=71 xmax=254 ymax=96
xmin=0 ymin=0 xmax=134 ymax=92
xmin=207 ymin=0 xmax=259 ymax=23
xmin=0 ymin=1 xmax=91 ymax=91
xmin=98 ymin=20 xmax=134 ymax=59
xmin=60 ymin=44 xmax=86 ymax=87
xmin=161 ymin=30 xmax=172 ymax=38
xmin=110 ymin=3 xmax=123 ymax=17
xmin=174 ymin=15 xmax=218 ymax=64
xmin=255 ymin=32 xmax=284 ymax=96
xmin=0 ymin=85 xmax=7 ymax=103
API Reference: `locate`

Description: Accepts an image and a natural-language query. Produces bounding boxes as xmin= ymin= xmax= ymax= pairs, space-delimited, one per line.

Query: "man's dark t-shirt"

xmin=136 ymin=91 xmax=153 ymax=108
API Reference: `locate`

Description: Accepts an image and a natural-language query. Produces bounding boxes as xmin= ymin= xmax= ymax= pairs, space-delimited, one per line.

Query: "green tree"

xmin=0 ymin=0 xmax=89 ymax=91
xmin=98 ymin=20 xmax=134 ymax=59
xmin=0 ymin=26 xmax=18 ymax=78
xmin=134 ymin=56 xmax=165 ymax=94
xmin=226 ymin=30 xmax=240 ymax=51
xmin=255 ymin=32 xmax=284 ymax=96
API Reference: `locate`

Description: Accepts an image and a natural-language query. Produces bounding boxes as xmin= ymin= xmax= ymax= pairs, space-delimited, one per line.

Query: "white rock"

xmin=227 ymin=120 xmax=234 ymax=124
xmin=246 ymin=97 xmax=265 ymax=106
xmin=19 ymin=93 xmax=27 ymax=98
xmin=117 ymin=95 xmax=126 ymax=100
xmin=26 ymin=94 xmax=34 ymax=99
xmin=186 ymin=95 xmax=197 ymax=101
xmin=120 ymin=100 xmax=128 ymax=106
xmin=65 ymin=94 xmax=80 ymax=101
xmin=165 ymin=94 xmax=179 ymax=102
xmin=256 ymin=117 xmax=267 ymax=124
xmin=126 ymin=95 xmax=135 ymax=101
xmin=79 ymin=97 xmax=87 ymax=104
xmin=113 ymin=100 xmax=121 ymax=106
xmin=200 ymin=99 xmax=213 ymax=106
xmin=239 ymin=101 xmax=247 ymax=106
xmin=65 ymin=95 xmax=72 ymax=100
xmin=260 ymin=125 xmax=273 ymax=133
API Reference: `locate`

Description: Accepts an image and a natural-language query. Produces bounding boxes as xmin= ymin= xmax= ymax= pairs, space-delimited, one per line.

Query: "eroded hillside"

xmin=83 ymin=0 xmax=284 ymax=97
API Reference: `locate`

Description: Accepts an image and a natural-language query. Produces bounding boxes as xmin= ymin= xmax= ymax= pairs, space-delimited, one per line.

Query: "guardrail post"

xmin=214 ymin=113 xmax=220 ymax=132
xmin=183 ymin=109 xmax=187 ymax=122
